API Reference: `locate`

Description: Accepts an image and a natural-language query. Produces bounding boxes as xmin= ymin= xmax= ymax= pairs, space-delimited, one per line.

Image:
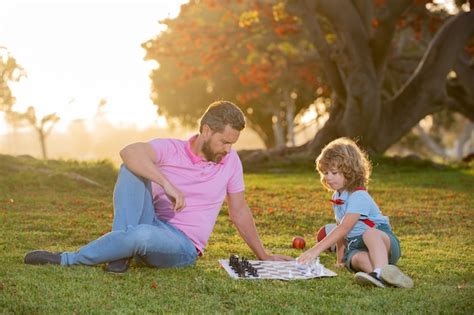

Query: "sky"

xmin=0 ymin=0 xmax=188 ymax=134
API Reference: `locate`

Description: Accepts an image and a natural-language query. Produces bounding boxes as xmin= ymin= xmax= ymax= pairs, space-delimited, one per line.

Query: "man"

xmin=25 ymin=101 xmax=292 ymax=272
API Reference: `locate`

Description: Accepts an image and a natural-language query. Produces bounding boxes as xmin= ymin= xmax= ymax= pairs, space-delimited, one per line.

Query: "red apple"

xmin=292 ymin=236 xmax=306 ymax=249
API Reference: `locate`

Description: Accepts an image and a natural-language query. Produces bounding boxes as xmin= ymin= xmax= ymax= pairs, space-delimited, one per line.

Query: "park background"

xmin=1 ymin=0 xmax=473 ymax=313
xmin=1 ymin=0 xmax=473 ymax=164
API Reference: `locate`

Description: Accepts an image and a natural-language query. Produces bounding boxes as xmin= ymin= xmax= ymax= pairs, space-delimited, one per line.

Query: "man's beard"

xmin=202 ymin=139 xmax=225 ymax=163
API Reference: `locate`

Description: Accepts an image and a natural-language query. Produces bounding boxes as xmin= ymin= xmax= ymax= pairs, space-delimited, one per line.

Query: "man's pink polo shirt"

xmin=149 ymin=135 xmax=245 ymax=254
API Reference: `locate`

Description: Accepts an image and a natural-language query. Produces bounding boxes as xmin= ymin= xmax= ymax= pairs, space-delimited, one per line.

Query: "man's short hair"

xmin=199 ymin=101 xmax=246 ymax=133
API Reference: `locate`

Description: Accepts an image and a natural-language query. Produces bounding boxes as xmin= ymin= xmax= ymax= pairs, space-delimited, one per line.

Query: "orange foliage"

xmin=374 ymin=0 xmax=387 ymax=7
xmin=371 ymin=18 xmax=380 ymax=28
xmin=465 ymin=44 xmax=474 ymax=57
xmin=273 ymin=23 xmax=300 ymax=36
xmin=397 ymin=18 xmax=406 ymax=29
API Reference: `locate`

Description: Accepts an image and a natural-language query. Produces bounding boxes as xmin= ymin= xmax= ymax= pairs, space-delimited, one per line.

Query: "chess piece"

xmin=228 ymin=254 xmax=258 ymax=278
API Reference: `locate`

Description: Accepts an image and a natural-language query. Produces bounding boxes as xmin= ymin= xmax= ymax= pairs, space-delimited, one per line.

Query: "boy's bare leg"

xmin=362 ymin=228 xmax=391 ymax=269
xmin=350 ymin=251 xmax=373 ymax=273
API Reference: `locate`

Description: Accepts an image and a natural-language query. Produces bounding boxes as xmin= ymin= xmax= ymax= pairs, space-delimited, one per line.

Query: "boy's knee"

xmin=349 ymin=251 xmax=370 ymax=272
xmin=362 ymin=227 xmax=386 ymax=239
xmin=362 ymin=227 xmax=375 ymax=239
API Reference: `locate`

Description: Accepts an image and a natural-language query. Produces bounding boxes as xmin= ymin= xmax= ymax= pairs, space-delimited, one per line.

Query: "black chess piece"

xmin=228 ymin=254 xmax=258 ymax=278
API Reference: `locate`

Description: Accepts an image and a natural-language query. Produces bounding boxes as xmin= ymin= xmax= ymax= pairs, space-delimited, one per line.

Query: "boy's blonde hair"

xmin=316 ymin=137 xmax=372 ymax=192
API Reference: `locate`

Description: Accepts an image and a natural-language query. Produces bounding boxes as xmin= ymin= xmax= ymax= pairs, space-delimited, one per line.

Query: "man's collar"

xmin=185 ymin=134 xmax=228 ymax=165
xmin=185 ymin=135 xmax=203 ymax=164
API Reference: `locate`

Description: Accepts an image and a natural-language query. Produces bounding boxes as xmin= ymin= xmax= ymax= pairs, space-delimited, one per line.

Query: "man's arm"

xmin=120 ymin=142 xmax=185 ymax=211
xmin=227 ymin=191 xmax=293 ymax=261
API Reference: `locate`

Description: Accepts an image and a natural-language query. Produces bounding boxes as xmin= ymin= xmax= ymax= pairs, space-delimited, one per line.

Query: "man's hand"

xmin=260 ymin=253 xmax=294 ymax=261
xmin=163 ymin=181 xmax=186 ymax=212
xmin=120 ymin=142 xmax=185 ymax=211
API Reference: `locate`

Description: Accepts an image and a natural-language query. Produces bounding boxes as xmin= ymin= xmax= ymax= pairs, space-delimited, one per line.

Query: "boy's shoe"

xmin=24 ymin=250 xmax=61 ymax=265
xmin=103 ymin=258 xmax=130 ymax=273
xmin=380 ymin=265 xmax=414 ymax=289
xmin=355 ymin=272 xmax=385 ymax=288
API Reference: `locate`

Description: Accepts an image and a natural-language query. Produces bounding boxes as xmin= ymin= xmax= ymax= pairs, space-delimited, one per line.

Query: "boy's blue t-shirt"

xmin=332 ymin=190 xmax=390 ymax=239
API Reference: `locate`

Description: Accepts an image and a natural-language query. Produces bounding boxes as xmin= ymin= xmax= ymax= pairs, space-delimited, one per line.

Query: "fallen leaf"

xmin=457 ymin=283 xmax=467 ymax=289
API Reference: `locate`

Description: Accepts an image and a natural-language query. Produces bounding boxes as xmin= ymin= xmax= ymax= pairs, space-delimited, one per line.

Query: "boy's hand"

xmin=296 ymin=248 xmax=320 ymax=265
xmin=334 ymin=262 xmax=345 ymax=269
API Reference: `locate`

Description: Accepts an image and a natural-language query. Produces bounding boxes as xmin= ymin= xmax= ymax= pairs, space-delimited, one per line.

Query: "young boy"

xmin=298 ymin=138 xmax=413 ymax=288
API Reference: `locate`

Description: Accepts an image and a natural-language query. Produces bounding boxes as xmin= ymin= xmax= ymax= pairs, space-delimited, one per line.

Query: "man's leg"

xmin=25 ymin=165 xmax=196 ymax=269
xmin=135 ymin=219 xmax=198 ymax=268
xmin=61 ymin=165 xmax=157 ymax=266
xmin=62 ymin=220 xmax=197 ymax=267
xmin=111 ymin=164 xmax=156 ymax=231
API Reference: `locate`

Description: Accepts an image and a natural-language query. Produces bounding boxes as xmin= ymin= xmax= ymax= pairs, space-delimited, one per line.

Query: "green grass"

xmin=0 ymin=154 xmax=473 ymax=314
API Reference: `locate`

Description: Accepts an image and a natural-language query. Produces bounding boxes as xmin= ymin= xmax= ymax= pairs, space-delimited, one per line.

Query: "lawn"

xmin=0 ymin=154 xmax=473 ymax=314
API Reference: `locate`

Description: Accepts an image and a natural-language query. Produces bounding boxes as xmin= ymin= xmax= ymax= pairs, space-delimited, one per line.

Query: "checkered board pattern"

xmin=219 ymin=259 xmax=337 ymax=281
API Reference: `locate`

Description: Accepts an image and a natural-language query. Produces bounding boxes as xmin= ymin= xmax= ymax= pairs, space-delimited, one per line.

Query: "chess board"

xmin=219 ymin=259 xmax=337 ymax=281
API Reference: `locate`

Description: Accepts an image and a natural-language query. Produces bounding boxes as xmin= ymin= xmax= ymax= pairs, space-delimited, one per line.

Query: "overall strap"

xmin=353 ymin=187 xmax=375 ymax=227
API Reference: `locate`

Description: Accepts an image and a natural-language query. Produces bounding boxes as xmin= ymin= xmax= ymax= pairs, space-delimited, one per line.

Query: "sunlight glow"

xmin=299 ymin=105 xmax=317 ymax=125
xmin=0 ymin=0 xmax=188 ymax=135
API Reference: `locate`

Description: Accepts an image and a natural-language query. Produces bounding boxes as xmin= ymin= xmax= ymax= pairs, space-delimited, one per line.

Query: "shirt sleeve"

xmin=227 ymin=151 xmax=245 ymax=194
xmin=148 ymin=138 xmax=176 ymax=164
xmin=345 ymin=191 xmax=371 ymax=217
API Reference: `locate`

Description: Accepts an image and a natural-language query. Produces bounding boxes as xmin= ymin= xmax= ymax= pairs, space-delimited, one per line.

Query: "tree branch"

xmin=294 ymin=0 xmax=346 ymax=99
xmin=446 ymin=52 xmax=474 ymax=120
xmin=352 ymin=0 xmax=375 ymax=36
xmin=370 ymin=0 xmax=413 ymax=77
xmin=414 ymin=124 xmax=449 ymax=158
xmin=316 ymin=0 xmax=381 ymax=140
xmin=316 ymin=0 xmax=375 ymax=77
xmin=379 ymin=11 xmax=474 ymax=151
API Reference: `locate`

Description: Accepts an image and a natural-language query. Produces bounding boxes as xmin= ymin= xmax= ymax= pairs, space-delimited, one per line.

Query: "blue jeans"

xmin=61 ymin=165 xmax=198 ymax=268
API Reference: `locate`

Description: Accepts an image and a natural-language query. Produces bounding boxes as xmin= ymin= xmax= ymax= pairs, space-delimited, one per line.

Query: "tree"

xmin=0 ymin=47 xmax=25 ymax=113
xmin=143 ymin=0 xmax=325 ymax=148
xmin=144 ymin=0 xmax=473 ymax=157
xmin=287 ymin=0 xmax=474 ymax=156
xmin=1 ymin=47 xmax=62 ymax=159
xmin=6 ymin=106 xmax=60 ymax=160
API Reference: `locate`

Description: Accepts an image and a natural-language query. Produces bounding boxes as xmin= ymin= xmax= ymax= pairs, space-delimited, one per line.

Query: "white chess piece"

xmin=308 ymin=257 xmax=322 ymax=275
xmin=316 ymin=258 xmax=322 ymax=275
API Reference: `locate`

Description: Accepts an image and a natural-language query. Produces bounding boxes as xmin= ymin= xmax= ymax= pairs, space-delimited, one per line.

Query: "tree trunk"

xmin=305 ymin=9 xmax=474 ymax=156
xmin=246 ymin=118 xmax=276 ymax=149
xmin=284 ymin=90 xmax=296 ymax=147
xmin=456 ymin=122 xmax=474 ymax=159
xmin=272 ymin=114 xmax=286 ymax=149
xmin=241 ymin=2 xmax=474 ymax=165
xmin=37 ymin=128 xmax=47 ymax=160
